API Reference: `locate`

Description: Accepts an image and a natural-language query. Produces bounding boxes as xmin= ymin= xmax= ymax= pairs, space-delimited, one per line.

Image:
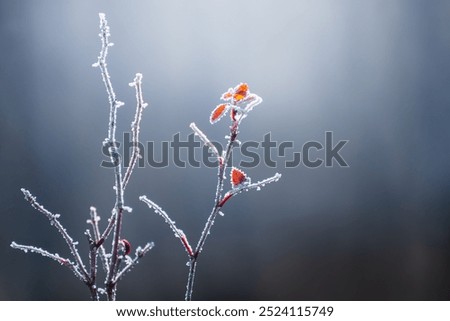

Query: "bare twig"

xmin=183 ymin=124 xmax=237 ymax=300
xmin=98 ymin=211 xmax=115 ymax=250
xmin=140 ymin=196 xmax=194 ymax=256
xmin=93 ymin=13 xmax=155 ymax=300
xmin=19 ymin=189 xmax=90 ymax=283
xmin=223 ymin=172 xmax=282 ymax=203
xmin=84 ymin=229 xmax=99 ymax=301
xmin=114 ymin=242 xmax=154 ymax=283
xmin=190 ymin=122 xmax=220 ymax=160
xmin=10 ymin=242 xmax=85 ymax=281
xmin=93 ymin=13 xmax=126 ymax=300
xmin=123 ymin=73 xmax=148 ymax=190
xmin=87 ymin=206 xmax=109 ymax=274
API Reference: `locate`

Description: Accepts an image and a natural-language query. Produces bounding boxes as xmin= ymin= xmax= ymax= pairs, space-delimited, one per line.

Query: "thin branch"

xmin=19 ymin=189 xmax=89 ymax=283
xmin=84 ymin=230 xmax=99 ymax=301
xmin=242 ymin=94 xmax=263 ymax=114
xmin=183 ymin=124 xmax=238 ymax=301
xmin=87 ymin=207 xmax=109 ymax=274
xmin=113 ymin=242 xmax=154 ymax=283
xmin=93 ymin=13 xmax=125 ymax=141
xmin=185 ymin=93 xmax=277 ymax=300
xmin=218 ymin=172 xmax=282 ymax=207
xmin=185 ymin=258 xmax=197 ymax=301
xmin=190 ymin=122 xmax=221 ymax=160
xmin=85 ymin=230 xmax=96 ymax=281
xmin=10 ymin=242 xmax=85 ymax=281
xmin=98 ymin=211 xmax=115 ymax=249
xmin=140 ymin=196 xmax=194 ymax=256
xmin=93 ymin=13 xmax=126 ymax=299
xmin=193 ymin=125 xmax=237 ymax=257
xmin=123 ymin=73 xmax=148 ymax=190
xmin=232 ymin=172 xmax=282 ymax=195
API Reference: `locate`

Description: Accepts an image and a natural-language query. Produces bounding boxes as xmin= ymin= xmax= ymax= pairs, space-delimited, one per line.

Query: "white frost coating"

xmin=233 ymin=94 xmax=263 ymax=124
xmin=17 ymin=189 xmax=89 ymax=282
xmin=140 ymin=195 xmax=193 ymax=256
xmin=88 ymin=206 xmax=109 ymax=275
xmin=243 ymin=94 xmax=263 ymax=113
xmin=190 ymin=122 xmax=220 ymax=159
xmin=94 ymin=12 xmax=132 ymax=294
xmin=229 ymin=172 xmax=281 ymax=196
xmin=11 ymin=12 xmax=154 ymax=300
xmin=123 ymin=206 xmax=133 ymax=213
xmin=113 ymin=242 xmax=154 ymax=283
xmin=123 ymin=72 xmax=148 ymax=190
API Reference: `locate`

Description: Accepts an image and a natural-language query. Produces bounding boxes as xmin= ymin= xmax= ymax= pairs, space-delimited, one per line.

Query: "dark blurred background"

xmin=1 ymin=0 xmax=450 ymax=300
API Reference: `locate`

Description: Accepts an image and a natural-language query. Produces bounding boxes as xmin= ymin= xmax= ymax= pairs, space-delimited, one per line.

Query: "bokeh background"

xmin=1 ymin=0 xmax=450 ymax=300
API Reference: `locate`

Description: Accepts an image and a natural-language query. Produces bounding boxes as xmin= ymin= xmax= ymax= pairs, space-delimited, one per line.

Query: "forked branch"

xmin=141 ymin=83 xmax=281 ymax=300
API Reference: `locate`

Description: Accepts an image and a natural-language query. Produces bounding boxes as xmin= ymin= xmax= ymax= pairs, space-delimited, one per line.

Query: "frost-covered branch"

xmin=87 ymin=206 xmax=109 ymax=274
xmin=10 ymin=242 xmax=85 ymax=281
xmin=190 ymin=122 xmax=221 ymax=161
xmin=12 ymin=12 xmax=155 ymax=301
xmin=142 ymin=83 xmax=281 ymax=301
xmin=218 ymin=172 xmax=282 ymax=207
xmin=123 ymin=73 xmax=148 ymax=189
xmin=92 ymin=13 xmax=155 ymax=300
xmin=140 ymin=196 xmax=194 ymax=257
xmin=113 ymin=242 xmax=154 ymax=283
xmin=85 ymin=230 xmax=96 ymax=278
xmin=84 ymin=229 xmax=99 ymax=300
xmin=92 ymin=13 xmax=127 ymax=299
xmin=19 ymin=189 xmax=89 ymax=283
xmin=192 ymin=123 xmax=237 ymax=257
xmin=92 ymin=13 xmax=125 ymax=141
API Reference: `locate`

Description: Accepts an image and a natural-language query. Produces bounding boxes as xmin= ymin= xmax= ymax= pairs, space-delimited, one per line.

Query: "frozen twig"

xmin=85 ymin=229 xmax=99 ymax=300
xmin=228 ymin=172 xmax=281 ymax=198
xmin=190 ymin=122 xmax=221 ymax=161
xmin=10 ymin=242 xmax=85 ymax=281
xmin=93 ymin=13 xmax=155 ymax=300
xmin=242 ymin=94 xmax=263 ymax=115
xmin=93 ymin=13 xmax=125 ymax=141
xmin=123 ymin=73 xmax=148 ymax=189
xmin=84 ymin=230 xmax=95 ymax=279
xmin=19 ymin=189 xmax=90 ymax=283
xmin=93 ymin=13 xmax=126 ymax=300
xmin=114 ymin=242 xmax=154 ymax=283
xmin=87 ymin=207 xmax=109 ymax=274
xmin=98 ymin=211 xmax=115 ymax=250
xmin=192 ymin=122 xmax=237 ymax=257
xmin=140 ymin=196 xmax=194 ymax=257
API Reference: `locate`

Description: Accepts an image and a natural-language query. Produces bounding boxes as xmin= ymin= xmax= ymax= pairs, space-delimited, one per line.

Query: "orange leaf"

xmin=233 ymin=83 xmax=249 ymax=101
xmin=210 ymin=103 xmax=229 ymax=124
xmin=231 ymin=167 xmax=248 ymax=187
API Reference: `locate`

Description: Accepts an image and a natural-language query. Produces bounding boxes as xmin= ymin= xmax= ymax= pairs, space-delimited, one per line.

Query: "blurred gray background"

xmin=1 ymin=0 xmax=450 ymax=300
